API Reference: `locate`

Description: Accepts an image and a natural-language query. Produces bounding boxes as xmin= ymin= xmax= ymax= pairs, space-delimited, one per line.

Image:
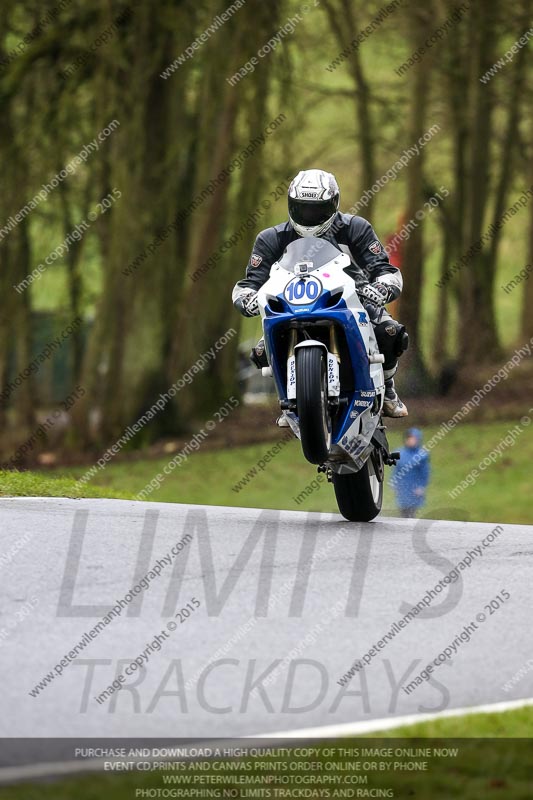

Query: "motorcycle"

xmin=257 ymin=237 xmax=399 ymax=522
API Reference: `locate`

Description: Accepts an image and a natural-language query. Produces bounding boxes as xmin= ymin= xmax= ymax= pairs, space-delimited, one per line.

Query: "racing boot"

xmin=383 ymin=376 xmax=408 ymax=418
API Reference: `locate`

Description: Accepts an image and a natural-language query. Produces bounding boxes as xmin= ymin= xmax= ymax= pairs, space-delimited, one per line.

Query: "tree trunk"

xmin=322 ymin=0 xmax=376 ymax=214
xmin=169 ymin=1 xmax=283 ymax=427
xmin=521 ymin=150 xmax=533 ymax=340
xmin=433 ymin=222 xmax=452 ymax=368
xmin=76 ymin=2 xmax=186 ymax=444
xmin=396 ymin=6 xmax=434 ymax=393
xmin=458 ymin=0 xmax=501 ymax=364
xmin=0 ymin=99 xmax=36 ymax=436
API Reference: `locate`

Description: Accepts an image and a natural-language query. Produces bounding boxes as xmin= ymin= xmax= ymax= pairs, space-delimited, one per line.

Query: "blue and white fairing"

xmin=257 ymin=238 xmax=385 ymax=470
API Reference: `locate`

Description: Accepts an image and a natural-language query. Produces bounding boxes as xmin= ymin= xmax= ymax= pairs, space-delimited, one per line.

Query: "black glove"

xmin=359 ymin=282 xmax=394 ymax=307
xmin=234 ymin=290 xmax=260 ymax=317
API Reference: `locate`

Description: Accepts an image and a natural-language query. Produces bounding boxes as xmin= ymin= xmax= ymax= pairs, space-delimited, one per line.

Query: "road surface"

xmin=1 ymin=497 xmax=531 ymax=749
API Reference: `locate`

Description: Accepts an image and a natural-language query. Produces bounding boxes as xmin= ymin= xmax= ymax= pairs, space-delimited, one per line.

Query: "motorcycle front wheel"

xmin=332 ymin=451 xmax=383 ymax=522
xmin=296 ymin=346 xmax=332 ymax=465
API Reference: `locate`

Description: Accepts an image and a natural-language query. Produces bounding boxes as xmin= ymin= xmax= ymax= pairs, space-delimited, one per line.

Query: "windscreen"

xmin=277 ymin=237 xmax=343 ymax=273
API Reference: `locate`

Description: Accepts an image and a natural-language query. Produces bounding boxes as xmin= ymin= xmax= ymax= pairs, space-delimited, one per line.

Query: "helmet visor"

xmin=288 ymin=197 xmax=337 ymax=227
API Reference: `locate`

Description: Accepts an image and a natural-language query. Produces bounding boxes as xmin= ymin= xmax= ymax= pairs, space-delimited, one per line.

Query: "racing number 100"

xmin=286 ymin=279 xmax=319 ymax=302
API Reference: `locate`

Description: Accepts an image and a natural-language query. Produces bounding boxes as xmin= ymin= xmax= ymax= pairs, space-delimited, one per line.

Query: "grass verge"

xmin=1 ymin=418 xmax=532 ymax=524
xmin=0 ymin=707 xmax=531 ymax=799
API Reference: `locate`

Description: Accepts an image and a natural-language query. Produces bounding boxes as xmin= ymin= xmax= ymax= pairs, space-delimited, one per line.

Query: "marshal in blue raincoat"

xmin=390 ymin=428 xmax=430 ymax=517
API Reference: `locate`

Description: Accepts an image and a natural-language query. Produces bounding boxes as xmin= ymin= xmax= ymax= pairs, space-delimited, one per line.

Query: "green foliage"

xmin=2 ymin=417 xmax=532 ymax=524
xmin=0 ymin=708 xmax=531 ymax=798
xmin=0 ymin=469 xmax=130 ymax=500
xmin=1 ymin=0 xmax=532 ymax=446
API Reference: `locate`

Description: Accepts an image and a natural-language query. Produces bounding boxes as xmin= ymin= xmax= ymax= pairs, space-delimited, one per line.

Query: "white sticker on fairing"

xmin=341 ymin=433 xmax=366 ymax=458
xmin=287 ymin=355 xmax=296 ymax=400
xmin=327 ymin=353 xmax=340 ymax=396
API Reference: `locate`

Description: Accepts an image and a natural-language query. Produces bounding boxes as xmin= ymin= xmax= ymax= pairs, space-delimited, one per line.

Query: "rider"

xmin=232 ymin=168 xmax=408 ymax=418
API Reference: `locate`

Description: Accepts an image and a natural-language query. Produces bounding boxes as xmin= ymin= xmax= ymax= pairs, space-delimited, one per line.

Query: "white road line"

xmin=257 ymin=696 xmax=533 ymax=738
xmin=1 ymin=697 xmax=532 ymax=784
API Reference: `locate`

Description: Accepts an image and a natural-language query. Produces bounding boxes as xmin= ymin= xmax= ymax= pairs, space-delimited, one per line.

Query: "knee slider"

xmin=374 ymin=320 xmax=408 ymax=360
xmin=396 ymin=326 xmax=409 ymax=357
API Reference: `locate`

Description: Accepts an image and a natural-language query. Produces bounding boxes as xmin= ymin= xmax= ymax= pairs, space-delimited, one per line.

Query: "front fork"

xmin=283 ymin=324 xmax=341 ymax=412
xmin=286 ymin=322 xmax=340 ymax=360
xmin=328 ymin=323 xmax=341 ymax=412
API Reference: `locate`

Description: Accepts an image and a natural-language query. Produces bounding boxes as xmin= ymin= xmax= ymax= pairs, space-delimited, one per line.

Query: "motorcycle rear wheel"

xmin=332 ymin=451 xmax=383 ymax=522
xmin=296 ymin=346 xmax=332 ymax=465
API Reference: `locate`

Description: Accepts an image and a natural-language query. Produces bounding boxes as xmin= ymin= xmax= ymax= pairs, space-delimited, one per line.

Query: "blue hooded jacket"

xmin=390 ymin=428 xmax=430 ymax=509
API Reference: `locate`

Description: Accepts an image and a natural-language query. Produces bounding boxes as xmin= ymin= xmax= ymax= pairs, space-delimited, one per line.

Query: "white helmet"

xmin=288 ymin=169 xmax=340 ymax=237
